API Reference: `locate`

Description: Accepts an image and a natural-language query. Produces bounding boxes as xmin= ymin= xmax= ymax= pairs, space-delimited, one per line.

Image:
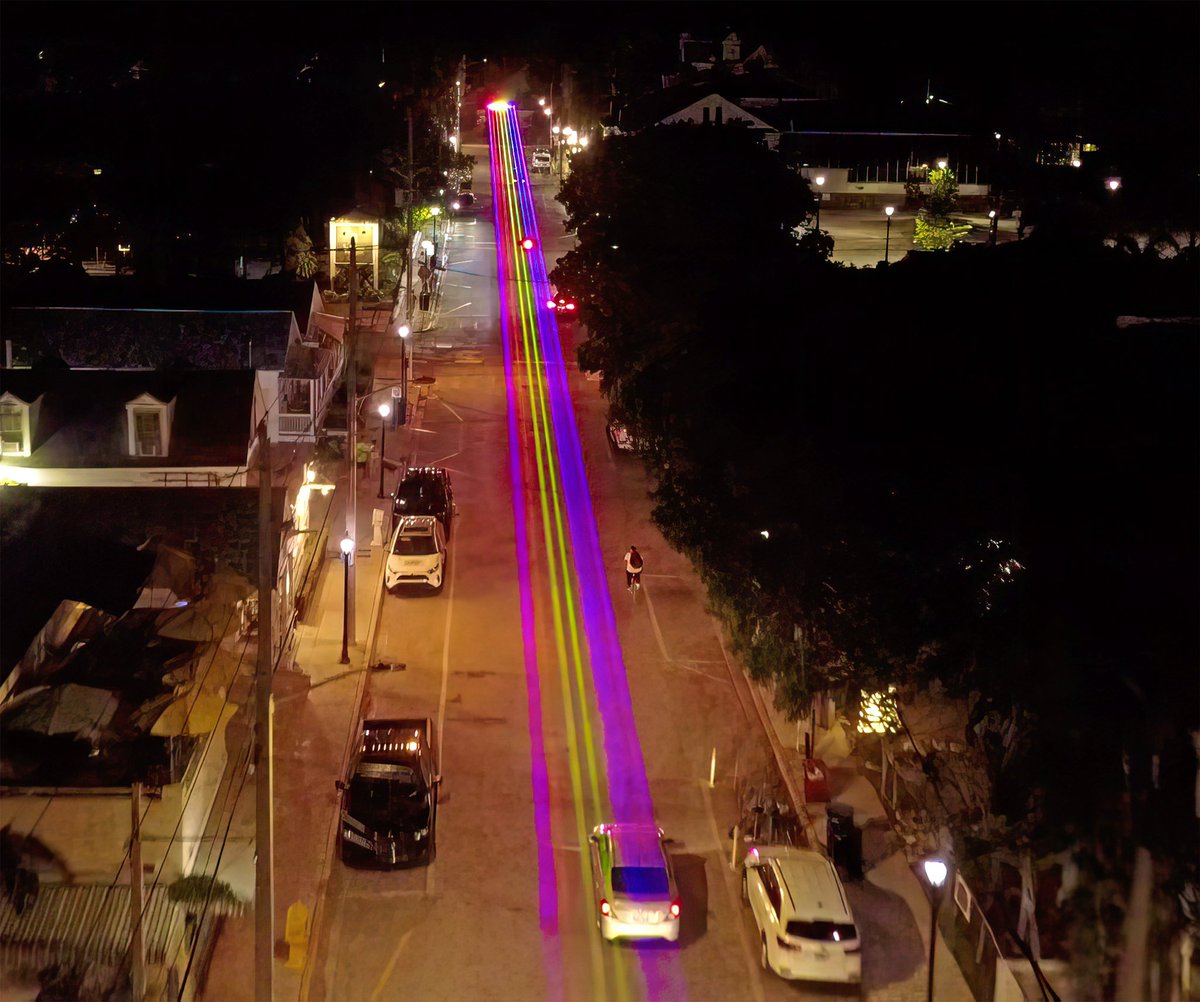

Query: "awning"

xmin=0 ymin=684 xmax=118 ymax=740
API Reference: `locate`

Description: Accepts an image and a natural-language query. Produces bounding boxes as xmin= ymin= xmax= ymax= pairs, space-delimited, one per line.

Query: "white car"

xmin=386 ymin=516 xmax=447 ymax=593
xmin=743 ymin=845 xmax=862 ymax=984
xmin=589 ymin=822 xmax=680 ymax=942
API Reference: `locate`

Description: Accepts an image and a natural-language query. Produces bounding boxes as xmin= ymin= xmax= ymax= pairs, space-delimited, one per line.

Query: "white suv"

xmin=386 ymin=516 xmax=447 ymax=593
xmin=743 ymin=845 xmax=861 ymax=984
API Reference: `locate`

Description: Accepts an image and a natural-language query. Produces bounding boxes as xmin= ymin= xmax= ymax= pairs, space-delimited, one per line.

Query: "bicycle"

xmin=628 ymin=572 xmax=641 ymax=600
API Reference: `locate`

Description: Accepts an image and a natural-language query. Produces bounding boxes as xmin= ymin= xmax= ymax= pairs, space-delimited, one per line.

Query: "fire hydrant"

xmin=284 ymin=901 xmax=309 ymax=970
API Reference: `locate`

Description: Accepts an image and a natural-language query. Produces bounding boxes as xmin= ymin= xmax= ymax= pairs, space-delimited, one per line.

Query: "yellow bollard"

xmin=284 ymin=901 xmax=309 ymax=970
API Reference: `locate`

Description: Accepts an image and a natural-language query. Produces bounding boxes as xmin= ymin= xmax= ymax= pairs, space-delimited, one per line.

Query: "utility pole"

xmin=345 ymin=240 xmax=358 ymax=645
xmin=254 ymin=420 xmax=275 ymax=1002
xmin=406 ymin=108 xmax=415 ymax=321
xmin=129 ymin=782 xmax=146 ymax=1001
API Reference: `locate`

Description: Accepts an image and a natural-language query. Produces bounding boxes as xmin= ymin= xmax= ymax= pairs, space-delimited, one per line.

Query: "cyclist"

xmin=624 ymin=545 xmax=644 ymax=591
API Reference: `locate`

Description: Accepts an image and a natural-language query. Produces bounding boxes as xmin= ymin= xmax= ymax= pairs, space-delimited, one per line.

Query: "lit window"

xmin=134 ymin=409 xmax=163 ymax=456
xmin=0 ymin=400 xmax=28 ymax=455
xmin=126 ymin=393 xmax=172 ymax=457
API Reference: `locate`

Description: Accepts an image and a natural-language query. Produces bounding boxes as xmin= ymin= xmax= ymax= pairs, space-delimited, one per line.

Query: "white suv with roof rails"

xmin=742 ymin=845 xmax=862 ymax=984
xmin=386 ymin=516 xmax=447 ymax=593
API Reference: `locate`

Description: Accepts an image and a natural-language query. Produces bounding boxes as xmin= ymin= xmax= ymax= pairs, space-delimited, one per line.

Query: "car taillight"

xmin=521 ymin=237 xmax=535 ymax=251
xmin=600 ymin=899 xmax=611 ymax=917
xmin=546 ymin=299 xmax=556 ymax=309
xmin=566 ymin=302 xmax=576 ymax=310
xmin=670 ymin=899 xmax=681 ymax=918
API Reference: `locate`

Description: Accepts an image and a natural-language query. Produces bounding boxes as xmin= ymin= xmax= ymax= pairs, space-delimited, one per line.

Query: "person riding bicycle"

xmin=624 ymin=545 xmax=643 ymax=591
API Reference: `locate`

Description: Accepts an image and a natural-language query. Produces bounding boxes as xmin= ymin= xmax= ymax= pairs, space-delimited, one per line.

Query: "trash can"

xmin=826 ymin=802 xmax=863 ymax=881
xmin=804 ymin=758 xmax=830 ymax=803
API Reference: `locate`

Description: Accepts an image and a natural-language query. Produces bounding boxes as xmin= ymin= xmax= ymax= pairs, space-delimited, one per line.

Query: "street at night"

xmin=1 ymin=5 xmax=1197 ymax=1002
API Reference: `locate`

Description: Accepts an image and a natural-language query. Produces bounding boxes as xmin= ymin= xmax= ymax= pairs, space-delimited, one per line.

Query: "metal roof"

xmin=0 ymin=884 xmax=185 ymax=975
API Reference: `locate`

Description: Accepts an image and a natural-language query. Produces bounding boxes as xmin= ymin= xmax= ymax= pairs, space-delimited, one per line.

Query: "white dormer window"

xmin=125 ymin=393 xmax=173 ymax=458
xmin=0 ymin=394 xmax=31 ymax=456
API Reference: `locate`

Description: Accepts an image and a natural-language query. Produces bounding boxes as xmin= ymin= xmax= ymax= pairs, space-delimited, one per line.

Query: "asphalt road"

xmin=305 ymin=144 xmax=902 ymax=1002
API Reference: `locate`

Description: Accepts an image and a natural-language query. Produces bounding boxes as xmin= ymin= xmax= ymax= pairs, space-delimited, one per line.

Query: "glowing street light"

xmin=814 ymin=174 xmax=826 ymax=232
xmin=376 ymin=402 xmax=392 ymax=499
xmin=1106 ymin=177 xmax=1122 ymax=192
xmin=340 ymin=535 xmax=355 ymax=663
xmin=521 ymin=236 xmax=535 ymax=251
xmin=988 ymin=208 xmax=998 ymax=246
xmin=884 ymin=206 xmax=895 ymax=264
xmin=921 ymin=859 xmax=949 ymax=1002
xmin=936 ymin=159 xmax=948 ymax=171
xmin=430 ymin=205 xmax=441 ymax=242
xmin=396 ymin=324 xmax=411 ymax=428
xmin=538 ymin=97 xmax=546 ymax=106
xmin=543 ymin=107 xmax=552 ymax=117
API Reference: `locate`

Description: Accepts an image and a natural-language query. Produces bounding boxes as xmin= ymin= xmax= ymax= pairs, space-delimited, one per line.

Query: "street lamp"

xmin=884 ymin=206 xmax=895 ymax=264
xmin=937 ymin=159 xmax=948 ymax=171
xmin=376 ymin=402 xmax=392 ymax=498
xmin=396 ymin=323 xmax=411 ymax=426
xmin=1106 ymin=176 xmax=1122 ymax=193
xmin=430 ymin=205 xmax=441 ymax=244
xmin=921 ymin=859 xmax=949 ymax=1002
xmin=814 ymin=174 xmax=825 ymax=233
xmin=339 ymin=535 xmax=355 ymax=664
xmin=538 ymin=97 xmax=545 ymax=106
xmin=561 ymin=127 xmax=576 ymax=180
xmin=988 ymin=209 xmax=998 ymax=246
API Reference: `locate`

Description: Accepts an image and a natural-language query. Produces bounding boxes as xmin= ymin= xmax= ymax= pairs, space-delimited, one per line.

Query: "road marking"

xmin=442 ymin=300 xmax=474 ymax=313
xmin=427 ymin=451 xmax=460 ymax=467
xmin=437 ymin=399 xmax=465 ymax=422
xmin=641 ymin=581 xmax=673 ymax=665
xmin=369 ymin=927 xmax=415 ymax=1002
xmin=429 ymin=526 xmax=458 ymax=899
xmin=700 ymin=780 xmax=767 ymax=1002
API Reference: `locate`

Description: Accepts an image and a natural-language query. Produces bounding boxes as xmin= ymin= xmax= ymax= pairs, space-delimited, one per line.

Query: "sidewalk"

xmin=749 ymin=681 xmax=976 ymax=1001
xmin=201 ymin=224 xmax=455 ymax=1002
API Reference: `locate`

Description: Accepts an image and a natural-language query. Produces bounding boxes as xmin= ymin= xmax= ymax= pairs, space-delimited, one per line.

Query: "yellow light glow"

xmin=857 ymin=688 xmax=901 ymax=735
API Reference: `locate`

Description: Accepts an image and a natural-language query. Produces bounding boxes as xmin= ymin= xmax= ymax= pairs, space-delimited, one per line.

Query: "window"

xmin=125 ymin=394 xmax=172 ymax=458
xmin=134 ymin=409 xmax=162 ymax=456
xmin=0 ymin=400 xmax=28 ymax=456
xmin=760 ymin=864 xmax=782 ymax=917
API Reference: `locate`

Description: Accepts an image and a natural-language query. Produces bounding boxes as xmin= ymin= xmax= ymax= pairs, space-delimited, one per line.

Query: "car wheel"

xmin=760 ymin=933 xmax=769 ymax=971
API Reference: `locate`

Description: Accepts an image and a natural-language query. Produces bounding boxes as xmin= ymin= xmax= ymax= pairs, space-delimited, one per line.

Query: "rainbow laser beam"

xmin=489 ymin=103 xmax=686 ymax=999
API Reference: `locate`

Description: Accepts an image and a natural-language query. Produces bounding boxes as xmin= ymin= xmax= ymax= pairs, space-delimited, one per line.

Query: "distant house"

xmin=0 ymin=369 xmax=257 ymax=487
xmin=1 ymin=278 xmax=344 ymax=443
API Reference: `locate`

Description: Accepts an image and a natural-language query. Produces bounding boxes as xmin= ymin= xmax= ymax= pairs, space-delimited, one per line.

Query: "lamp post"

xmin=339 ymin=535 xmax=354 ymax=664
xmin=561 ymin=127 xmax=575 ymax=180
xmin=884 ymin=205 xmax=895 ymax=264
xmin=376 ymin=402 xmax=392 ymax=498
xmin=551 ymin=125 xmax=561 ymax=178
xmin=988 ymin=209 xmax=998 ymax=246
xmin=922 ymin=859 xmax=949 ymax=1002
xmin=396 ymin=323 xmax=411 ymax=426
xmin=430 ymin=206 xmax=440 ymax=245
xmin=814 ymin=174 xmax=825 ymax=233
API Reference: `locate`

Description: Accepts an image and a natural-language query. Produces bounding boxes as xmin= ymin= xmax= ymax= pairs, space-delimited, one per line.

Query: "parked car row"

xmin=385 ymin=466 xmax=455 ymax=595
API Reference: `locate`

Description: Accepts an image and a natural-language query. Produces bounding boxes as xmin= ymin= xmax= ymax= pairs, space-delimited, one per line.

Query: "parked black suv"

xmin=392 ymin=467 xmax=454 ymax=537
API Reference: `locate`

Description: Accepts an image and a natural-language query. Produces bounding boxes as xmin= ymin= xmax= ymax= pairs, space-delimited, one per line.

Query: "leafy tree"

xmin=913 ymin=166 xmax=972 ymax=250
xmin=283 ymin=223 xmax=317 ymax=279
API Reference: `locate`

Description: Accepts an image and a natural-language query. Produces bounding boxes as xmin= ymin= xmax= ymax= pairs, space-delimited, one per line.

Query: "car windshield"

xmin=348 ymin=775 xmax=423 ymax=822
xmin=786 ymin=920 xmax=858 ymax=942
xmin=611 ymin=866 xmax=669 ymax=896
xmin=393 ymin=534 xmax=438 ymax=556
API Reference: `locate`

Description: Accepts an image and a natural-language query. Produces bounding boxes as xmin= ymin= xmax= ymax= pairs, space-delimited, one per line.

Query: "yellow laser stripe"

xmin=497 ymin=115 xmax=631 ymax=1002
xmin=493 ymin=117 xmax=610 ymax=1002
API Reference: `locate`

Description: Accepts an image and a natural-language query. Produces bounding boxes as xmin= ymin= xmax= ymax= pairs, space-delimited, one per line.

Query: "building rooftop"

xmin=1 ymin=368 xmax=256 ymax=470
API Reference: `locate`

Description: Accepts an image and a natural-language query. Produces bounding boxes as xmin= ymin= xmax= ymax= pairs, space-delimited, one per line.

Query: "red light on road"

xmin=521 ymin=237 xmax=535 ymax=251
